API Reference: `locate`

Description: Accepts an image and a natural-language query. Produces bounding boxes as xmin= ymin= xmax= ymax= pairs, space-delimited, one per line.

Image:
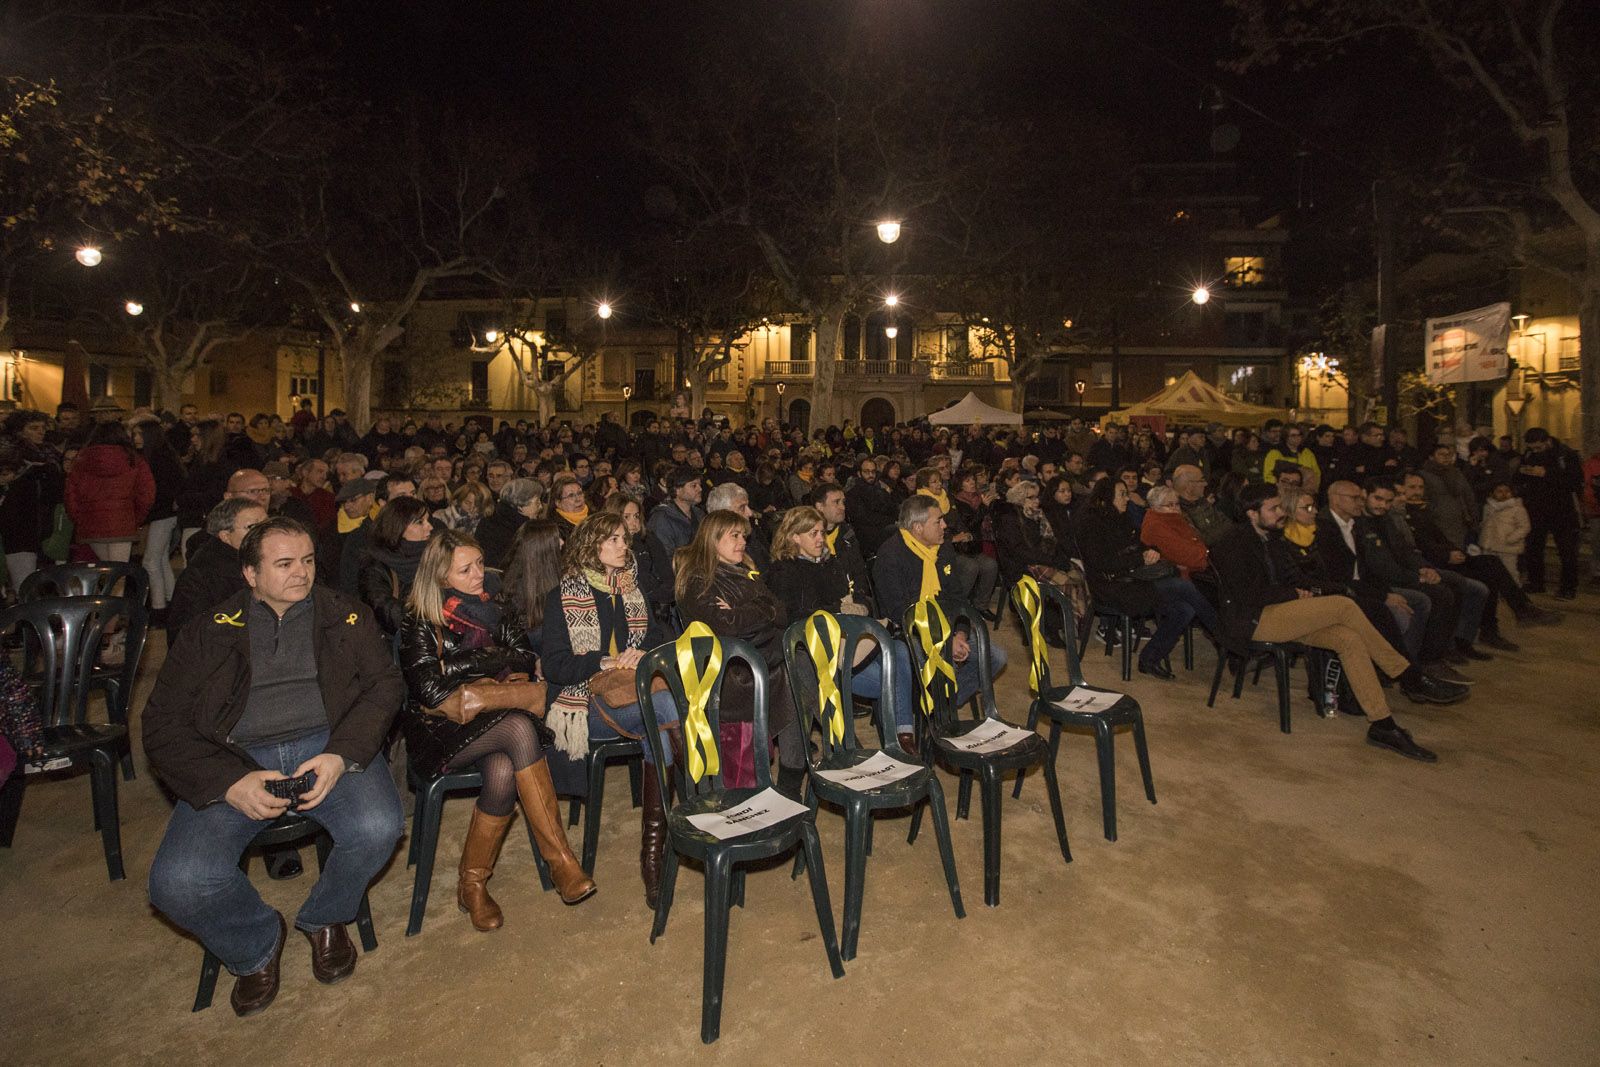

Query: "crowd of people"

xmin=1 ymin=398 xmax=1595 ymax=1017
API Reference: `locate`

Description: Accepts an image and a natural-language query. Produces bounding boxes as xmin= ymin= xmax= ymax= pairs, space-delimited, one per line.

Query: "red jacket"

xmin=65 ymin=445 xmax=155 ymax=540
xmin=1140 ymin=509 xmax=1209 ymax=578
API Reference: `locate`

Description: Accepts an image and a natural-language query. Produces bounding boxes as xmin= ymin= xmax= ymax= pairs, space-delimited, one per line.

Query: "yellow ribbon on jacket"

xmin=804 ymin=611 xmax=846 ymax=746
xmin=213 ymin=609 xmax=245 ymax=627
xmin=673 ymin=621 xmax=723 ymax=783
xmin=909 ymin=598 xmax=958 ymax=718
xmin=1014 ymin=575 xmax=1049 ymax=697
xmin=824 ymin=526 xmax=840 ymax=555
xmin=900 ymin=529 xmax=942 ymax=601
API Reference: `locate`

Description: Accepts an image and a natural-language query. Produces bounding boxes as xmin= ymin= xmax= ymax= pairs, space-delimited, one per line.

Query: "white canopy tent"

xmin=926 ymin=391 xmax=1023 ymax=426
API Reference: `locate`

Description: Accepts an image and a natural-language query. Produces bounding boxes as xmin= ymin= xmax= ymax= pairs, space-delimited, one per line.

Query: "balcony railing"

xmin=839 ymin=360 xmax=930 ymax=378
xmin=931 ymin=362 xmax=995 ymax=380
xmin=763 ymin=361 xmax=814 ymax=378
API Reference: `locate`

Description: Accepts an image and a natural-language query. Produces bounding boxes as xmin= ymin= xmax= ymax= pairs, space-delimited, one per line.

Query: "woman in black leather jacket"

xmin=674 ymin=509 xmax=806 ymax=796
xmin=398 ymin=529 xmax=595 ymax=928
xmin=357 ymin=497 xmax=432 ymax=636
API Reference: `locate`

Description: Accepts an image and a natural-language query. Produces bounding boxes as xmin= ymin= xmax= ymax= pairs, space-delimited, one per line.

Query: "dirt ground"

xmin=3 ymin=597 xmax=1598 ymax=1067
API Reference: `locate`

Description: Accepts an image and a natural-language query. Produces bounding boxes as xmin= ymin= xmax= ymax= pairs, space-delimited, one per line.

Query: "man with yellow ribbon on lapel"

xmin=872 ymin=495 xmax=1008 ymax=730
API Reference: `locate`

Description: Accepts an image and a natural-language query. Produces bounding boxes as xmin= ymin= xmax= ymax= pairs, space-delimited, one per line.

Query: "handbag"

xmin=587 ymin=667 xmax=669 ymax=738
xmin=1130 ymin=560 xmax=1178 ymax=582
xmin=427 ymin=674 xmax=548 ymax=725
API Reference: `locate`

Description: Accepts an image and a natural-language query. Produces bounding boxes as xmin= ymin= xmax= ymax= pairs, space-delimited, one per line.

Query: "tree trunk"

xmin=1580 ymin=246 xmax=1600 ymax=455
xmin=688 ymin=372 xmax=707 ymax=419
xmin=811 ymin=303 xmax=848 ymax=427
xmin=534 ymin=380 xmax=557 ymax=426
xmin=341 ymin=344 xmax=376 ymax=432
xmin=153 ymin=364 xmax=189 ymax=411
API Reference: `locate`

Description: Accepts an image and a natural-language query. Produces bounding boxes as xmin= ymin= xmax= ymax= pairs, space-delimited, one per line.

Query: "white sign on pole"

xmin=1424 ymin=302 xmax=1511 ymax=386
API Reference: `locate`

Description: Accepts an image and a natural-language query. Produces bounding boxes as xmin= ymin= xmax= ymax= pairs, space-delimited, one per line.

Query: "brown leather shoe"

xmin=458 ymin=806 xmax=514 ymax=931
xmin=230 ymin=912 xmax=286 ymax=1017
xmin=896 ymin=730 xmax=920 ymax=760
xmin=303 ymin=922 xmax=357 ymax=985
xmin=514 ymin=761 xmax=597 ymax=905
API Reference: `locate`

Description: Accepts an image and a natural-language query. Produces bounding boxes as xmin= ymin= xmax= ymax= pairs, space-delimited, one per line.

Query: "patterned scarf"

xmin=548 ymin=561 xmax=650 ymax=758
xmin=441 ymin=587 xmax=500 ymax=650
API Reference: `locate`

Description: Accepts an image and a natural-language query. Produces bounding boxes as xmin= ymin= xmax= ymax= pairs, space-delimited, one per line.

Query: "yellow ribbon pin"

xmin=673 ymin=621 xmax=723 ymax=784
xmin=1014 ymin=576 xmax=1050 ymax=697
xmin=346 ymin=613 xmax=358 ymax=625
xmin=213 ymin=609 xmax=244 ymax=627
xmin=910 ymin=598 xmax=958 ymax=718
xmin=804 ymin=611 xmax=846 ymax=746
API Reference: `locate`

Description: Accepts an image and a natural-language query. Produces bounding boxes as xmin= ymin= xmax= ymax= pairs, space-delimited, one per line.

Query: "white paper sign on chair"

xmin=814 ymin=751 xmax=922 ymax=791
xmin=687 ymin=788 xmax=811 ymax=841
xmin=944 ymin=717 xmax=1036 ymax=755
xmin=1050 ymin=687 xmax=1124 ymax=715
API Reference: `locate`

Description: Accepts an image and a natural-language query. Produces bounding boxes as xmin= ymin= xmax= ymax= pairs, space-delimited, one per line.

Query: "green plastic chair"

xmin=782 ymin=611 xmax=963 ymax=960
xmin=1011 ymin=577 xmax=1156 ymax=841
xmin=634 ymin=626 xmax=844 ymax=1044
xmin=901 ymin=597 xmax=1070 ymax=907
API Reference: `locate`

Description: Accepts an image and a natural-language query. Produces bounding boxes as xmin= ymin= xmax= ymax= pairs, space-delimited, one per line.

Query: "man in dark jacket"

xmin=813 ymin=482 xmax=875 ymax=612
xmin=317 ymin=477 xmax=376 ymax=594
xmin=145 ymin=517 xmax=404 ymax=1017
xmin=166 ymin=498 xmax=267 ymax=643
xmin=845 ymin=457 xmax=898 ymax=555
xmin=1211 ymin=484 xmax=1457 ymax=762
xmin=1515 ymin=427 xmax=1583 ymax=598
xmin=646 ymin=466 xmax=705 ymax=556
xmin=1355 ymin=478 xmax=1465 ymax=671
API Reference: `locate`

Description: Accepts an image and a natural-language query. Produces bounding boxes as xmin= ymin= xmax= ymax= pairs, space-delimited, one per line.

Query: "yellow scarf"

xmin=824 ymin=526 xmax=840 ymax=555
xmin=920 ymin=488 xmax=950 ymax=513
xmin=337 ymin=509 xmax=365 ymax=534
xmin=900 ymin=529 xmax=943 ymax=600
xmin=556 ymin=504 xmax=590 ymax=526
xmin=1284 ymin=521 xmax=1315 ymax=549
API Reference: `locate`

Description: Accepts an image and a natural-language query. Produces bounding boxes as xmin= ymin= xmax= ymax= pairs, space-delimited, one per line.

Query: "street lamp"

xmin=622 ymin=384 xmax=633 ymax=426
xmin=775 ymin=380 xmax=786 ymax=419
xmin=884 ymin=293 xmax=899 ymax=308
xmin=75 ymin=246 xmax=103 ymax=267
xmin=1074 ymin=378 xmax=1086 ymax=417
xmin=597 ymin=301 xmax=613 ymax=320
xmin=884 ymin=325 xmax=898 ymax=339
xmin=124 ymin=301 xmax=144 ymax=317
xmin=1190 ymin=286 xmax=1210 ymax=306
xmin=484 ymin=329 xmax=498 ymax=343
xmin=876 ymin=220 xmax=902 ymax=244
xmin=349 ymin=301 xmax=362 ymax=313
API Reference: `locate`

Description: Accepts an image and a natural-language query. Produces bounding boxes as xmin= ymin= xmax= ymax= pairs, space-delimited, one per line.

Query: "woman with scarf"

xmin=765 ymin=506 xmax=921 ymax=755
xmin=601 ymin=491 xmax=675 ymax=628
xmin=533 ymin=513 xmax=681 ymax=909
xmin=996 ymin=480 xmax=1092 ymax=634
xmin=1275 ymin=484 xmax=1321 ymax=573
xmin=548 ymin=472 xmax=589 ymax=541
xmin=399 ymin=529 xmax=595 ymax=930
xmin=358 ymin=497 xmax=434 ymax=636
xmin=674 ymin=509 xmax=806 ymax=798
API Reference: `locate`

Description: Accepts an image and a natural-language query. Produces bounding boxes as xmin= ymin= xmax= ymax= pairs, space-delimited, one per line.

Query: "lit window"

xmin=1225 ymin=256 xmax=1266 ymax=286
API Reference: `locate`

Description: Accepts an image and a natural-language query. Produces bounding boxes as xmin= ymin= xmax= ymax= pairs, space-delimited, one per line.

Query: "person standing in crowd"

xmin=398 ymin=528 xmax=595 ymax=924
xmin=1479 ymin=481 xmax=1532 ymax=585
xmin=145 ymin=517 xmax=405 ymax=1016
xmin=131 ymin=416 xmax=185 ymax=620
xmin=65 ymin=421 xmax=155 ymax=563
xmin=1515 ymin=428 xmax=1583 ymax=600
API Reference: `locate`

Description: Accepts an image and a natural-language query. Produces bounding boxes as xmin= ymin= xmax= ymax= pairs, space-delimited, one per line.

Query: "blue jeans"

xmin=147 ymin=728 xmax=404 ymax=976
xmin=955 ymin=643 xmax=1007 ymax=715
xmin=1435 ymin=569 xmax=1488 ymax=643
xmin=1142 ymin=577 xmax=1217 ymax=667
xmin=587 ymin=690 xmax=681 ymax=764
xmin=851 ymin=639 xmax=917 ymax=730
xmin=1388 ymin=587 xmax=1432 ymax=659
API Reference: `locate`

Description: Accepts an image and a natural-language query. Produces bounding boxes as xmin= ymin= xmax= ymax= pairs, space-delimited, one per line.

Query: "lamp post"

xmin=1074 ymin=378 xmax=1086 ymax=418
xmin=622 ymin=384 xmax=632 ymax=426
xmin=775 ymin=380 xmax=786 ymax=421
xmin=876 ymin=220 xmax=902 ymax=244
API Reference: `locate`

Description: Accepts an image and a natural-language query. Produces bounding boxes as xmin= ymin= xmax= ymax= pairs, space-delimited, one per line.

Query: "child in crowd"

xmin=1478 ymin=481 xmax=1531 ymax=585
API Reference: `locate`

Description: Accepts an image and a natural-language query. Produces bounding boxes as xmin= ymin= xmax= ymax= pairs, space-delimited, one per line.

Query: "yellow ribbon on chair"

xmin=804 ymin=611 xmax=846 ymax=746
xmin=673 ymin=622 xmax=723 ymax=783
xmin=909 ymin=598 xmax=958 ymax=718
xmin=1014 ymin=576 xmax=1049 ymax=698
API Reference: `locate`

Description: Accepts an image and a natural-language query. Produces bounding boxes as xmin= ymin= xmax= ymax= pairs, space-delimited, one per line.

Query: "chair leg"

xmin=87 ymin=749 xmax=124 ymax=881
xmin=1252 ymin=657 xmax=1266 ymax=685
xmin=1182 ymin=625 xmax=1195 ymax=671
xmin=627 ymin=756 xmax=644 ymax=808
xmin=906 ymin=797 xmax=924 ymax=845
xmin=923 ymin=776 xmax=965 ymax=919
xmin=1013 ymin=703 xmax=1043 ymax=799
xmin=405 ymin=780 xmax=423 ymax=868
xmin=978 ymin=767 xmax=1003 ymax=907
xmin=700 ymin=852 xmax=735 ymax=1045
xmin=528 ymin=822 xmax=555 ymax=892
xmin=731 ymin=867 xmax=746 ymax=909
xmin=791 ymin=776 xmax=816 ymax=880
xmin=1132 ymin=714 xmax=1157 ymax=805
xmin=1231 ymin=658 xmax=1248 ymax=699
xmin=1093 ymin=719 xmax=1118 ymax=843
xmin=581 ymin=751 xmax=609 ymax=875
xmin=406 ymin=780 xmax=445 ymax=936
xmin=650 ymin=847 xmax=679 ymax=944
xmin=840 ymin=799 xmax=871 ymax=961
xmin=193 ymin=949 xmax=222 ymax=1012
xmin=864 ymin=815 xmax=874 ymax=857
xmin=1041 ymin=747 xmax=1072 ymax=865
xmin=1207 ymin=653 xmax=1226 ymax=707
xmin=799 ymin=822 xmax=846 ymax=980
xmin=0 ymin=771 xmax=24 ymax=848
xmin=105 ymin=682 xmax=137 ymax=781
xmin=568 ymin=795 xmax=581 ymax=828
xmin=1274 ymin=651 xmax=1293 ymax=734
xmin=1120 ymin=618 xmax=1134 ymax=681
xmin=956 ymin=769 xmax=973 ymax=821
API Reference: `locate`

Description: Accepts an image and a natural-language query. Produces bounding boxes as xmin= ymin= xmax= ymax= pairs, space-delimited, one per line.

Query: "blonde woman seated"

xmin=398 ymin=529 xmax=595 ymax=930
xmin=536 ymin=513 xmax=681 ymax=910
xmin=764 ymin=506 xmax=920 ymax=754
xmin=674 ymin=509 xmax=808 ymax=797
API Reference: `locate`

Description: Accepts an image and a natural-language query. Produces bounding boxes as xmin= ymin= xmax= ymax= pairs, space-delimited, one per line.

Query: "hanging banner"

xmin=1424 ymin=302 xmax=1511 ymax=385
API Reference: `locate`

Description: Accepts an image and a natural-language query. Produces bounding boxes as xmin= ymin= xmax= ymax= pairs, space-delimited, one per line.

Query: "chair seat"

xmin=932 ymin=717 xmax=1049 ymax=770
xmin=668 ymin=788 xmax=813 ymax=859
xmin=1040 ymin=685 xmax=1141 ymax=723
xmin=806 ymin=750 xmax=932 ymax=806
xmin=40 ymin=723 xmax=127 ymax=757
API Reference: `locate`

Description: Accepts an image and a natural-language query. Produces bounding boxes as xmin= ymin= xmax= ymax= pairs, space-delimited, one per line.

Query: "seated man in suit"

xmin=145 ymin=517 xmax=405 ymax=1017
xmin=873 ymin=494 xmax=1008 ymax=737
xmin=1212 ymin=484 xmax=1463 ymax=763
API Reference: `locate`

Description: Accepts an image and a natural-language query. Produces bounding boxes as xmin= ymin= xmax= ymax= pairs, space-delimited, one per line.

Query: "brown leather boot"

xmin=640 ymin=768 xmax=669 ymax=910
xmin=513 ymin=761 xmax=597 ymax=905
xmin=457 ymin=806 xmax=514 ymax=931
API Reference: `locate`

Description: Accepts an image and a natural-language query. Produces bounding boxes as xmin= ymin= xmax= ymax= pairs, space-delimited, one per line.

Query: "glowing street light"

xmin=876 ymin=220 xmax=902 ymax=244
xmin=75 ymin=246 xmax=103 ymax=267
xmin=597 ymin=301 xmax=613 ymax=320
xmin=1191 ymin=286 xmax=1210 ymax=306
xmin=884 ymin=293 xmax=900 ymax=308
xmin=124 ymin=300 xmax=144 ymax=317
xmin=349 ymin=301 xmax=362 ymax=313
xmin=884 ymin=325 xmax=898 ymax=339
xmin=484 ymin=329 xmax=499 ymax=343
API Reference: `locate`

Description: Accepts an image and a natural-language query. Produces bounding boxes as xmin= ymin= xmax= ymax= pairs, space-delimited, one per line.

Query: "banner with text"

xmin=1424 ymin=302 xmax=1511 ymax=386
